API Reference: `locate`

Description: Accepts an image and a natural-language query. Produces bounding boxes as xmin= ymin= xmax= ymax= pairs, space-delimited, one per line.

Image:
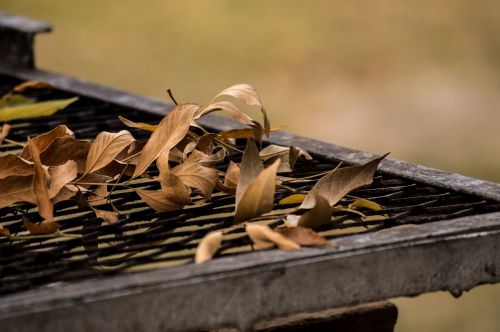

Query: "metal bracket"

xmin=0 ymin=12 xmax=52 ymax=68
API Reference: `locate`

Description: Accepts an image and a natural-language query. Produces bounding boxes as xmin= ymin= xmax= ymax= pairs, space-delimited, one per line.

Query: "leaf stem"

xmin=166 ymin=89 xmax=179 ymax=105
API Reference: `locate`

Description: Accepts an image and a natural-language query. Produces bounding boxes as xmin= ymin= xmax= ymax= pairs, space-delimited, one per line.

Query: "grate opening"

xmin=1 ymin=74 xmax=500 ymax=295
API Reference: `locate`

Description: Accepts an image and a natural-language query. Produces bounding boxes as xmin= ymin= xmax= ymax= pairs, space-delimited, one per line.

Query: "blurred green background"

xmin=2 ymin=1 xmax=500 ymax=330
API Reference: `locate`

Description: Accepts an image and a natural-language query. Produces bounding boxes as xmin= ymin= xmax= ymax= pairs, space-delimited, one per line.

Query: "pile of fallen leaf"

xmin=0 ymin=82 xmax=388 ymax=264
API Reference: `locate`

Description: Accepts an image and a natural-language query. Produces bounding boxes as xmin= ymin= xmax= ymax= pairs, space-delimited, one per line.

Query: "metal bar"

xmin=1 ymin=211 xmax=500 ymax=331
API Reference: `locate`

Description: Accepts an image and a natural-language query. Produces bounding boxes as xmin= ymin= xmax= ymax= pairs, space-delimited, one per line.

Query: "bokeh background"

xmin=2 ymin=1 xmax=500 ymax=330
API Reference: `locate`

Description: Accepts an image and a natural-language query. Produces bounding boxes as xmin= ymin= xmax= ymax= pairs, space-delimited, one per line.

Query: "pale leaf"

xmin=133 ymin=104 xmax=200 ymax=178
xmin=93 ymin=208 xmax=119 ymax=224
xmin=0 ymin=97 xmax=78 ymax=122
xmin=234 ymin=158 xmax=280 ymax=223
xmin=118 ymin=115 xmax=158 ymax=132
xmin=159 ymin=173 xmax=193 ymax=205
xmin=300 ymin=154 xmax=389 ymax=209
xmin=171 ymin=161 xmax=218 ymax=198
xmin=85 ymin=130 xmax=134 ymax=174
xmin=246 ymin=224 xmax=300 ymax=251
xmin=224 ymin=161 xmax=240 ymax=188
xmin=195 ymin=231 xmax=223 ymax=263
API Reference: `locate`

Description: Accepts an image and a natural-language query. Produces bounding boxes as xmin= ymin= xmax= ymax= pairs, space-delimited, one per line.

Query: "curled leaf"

xmin=236 ymin=140 xmax=264 ymax=206
xmin=171 ymin=161 xmax=218 ymax=198
xmin=118 ymin=115 xmax=158 ymax=132
xmin=279 ymin=194 xmax=306 ymax=205
xmin=20 ymin=125 xmax=74 ymax=160
xmin=298 ymin=190 xmax=332 ymax=229
xmin=22 ymin=215 xmax=59 ymax=235
xmin=136 ymin=189 xmax=186 ymax=212
xmin=29 ymin=139 xmax=53 ymax=221
xmin=0 ymin=154 xmax=33 ymax=180
xmin=246 ymin=224 xmax=300 ymax=251
xmin=133 ymin=104 xmax=200 ymax=178
xmin=224 ymin=161 xmax=240 ymax=188
xmin=93 ymin=208 xmax=119 ymax=224
xmin=195 ymin=231 xmax=223 ymax=263
xmin=0 ymin=124 xmax=11 ymax=145
xmin=348 ymin=198 xmax=383 ymax=211
xmin=48 ymin=160 xmax=78 ymax=199
xmin=300 ymin=154 xmax=389 ymax=209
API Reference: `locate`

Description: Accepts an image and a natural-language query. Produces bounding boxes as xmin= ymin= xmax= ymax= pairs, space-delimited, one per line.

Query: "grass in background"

xmin=2 ymin=1 xmax=500 ymax=331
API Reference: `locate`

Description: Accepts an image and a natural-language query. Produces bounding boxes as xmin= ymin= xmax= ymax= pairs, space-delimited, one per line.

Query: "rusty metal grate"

xmin=2 ymin=74 xmax=500 ymax=296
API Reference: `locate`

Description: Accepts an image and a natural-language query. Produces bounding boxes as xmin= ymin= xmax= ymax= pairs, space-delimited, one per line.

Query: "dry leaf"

xmin=12 ymin=81 xmax=53 ymax=93
xmin=20 ymin=125 xmax=74 ymax=159
xmin=209 ymin=84 xmax=270 ymax=137
xmin=0 ymin=97 xmax=78 ymax=123
xmin=133 ymin=104 xmax=200 ymax=178
xmin=277 ymin=227 xmax=328 ymax=246
xmin=224 ymin=161 xmax=240 ymax=188
xmin=93 ymin=208 xmax=119 ymax=224
xmin=235 ymin=140 xmax=264 ymax=206
xmin=84 ymin=130 xmax=134 ymax=174
xmin=0 ymin=124 xmax=11 ymax=145
xmin=118 ymin=115 xmax=158 ymax=132
xmin=159 ymin=173 xmax=193 ymax=205
xmin=136 ymin=189 xmax=186 ymax=212
xmin=195 ymin=231 xmax=223 ymax=263
xmin=39 ymin=137 xmax=90 ymax=173
xmin=87 ymin=185 xmax=109 ymax=206
xmin=0 ymin=223 xmax=10 ymax=237
xmin=194 ymin=101 xmax=254 ymax=127
xmin=246 ymin=224 xmax=300 ymax=250
xmin=298 ymin=190 xmax=332 ymax=229
xmin=48 ymin=160 xmax=78 ymax=199
xmin=234 ymin=158 xmax=280 ymax=223
xmin=186 ymin=147 xmax=226 ymax=167
xmin=0 ymin=175 xmax=35 ymax=208
xmin=300 ymin=154 xmax=389 ymax=209
xmin=171 ymin=161 xmax=218 ymax=198
xmin=0 ymin=154 xmax=33 ymax=180
xmin=260 ymin=145 xmax=299 ymax=173
xmin=279 ymin=194 xmax=306 ymax=205
xmin=22 ymin=215 xmax=59 ymax=235
xmin=29 ymin=139 xmax=53 ymax=221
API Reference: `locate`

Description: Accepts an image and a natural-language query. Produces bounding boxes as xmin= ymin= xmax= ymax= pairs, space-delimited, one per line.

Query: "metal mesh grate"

xmin=1 ymin=74 xmax=500 ymax=296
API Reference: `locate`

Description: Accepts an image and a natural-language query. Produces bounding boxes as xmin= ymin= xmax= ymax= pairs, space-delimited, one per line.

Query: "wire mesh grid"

xmin=1 ymin=74 xmax=500 ymax=296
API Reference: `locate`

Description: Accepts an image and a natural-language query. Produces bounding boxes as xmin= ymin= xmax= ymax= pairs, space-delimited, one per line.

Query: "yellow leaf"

xmin=279 ymin=194 xmax=306 ymax=205
xmin=348 ymin=198 xmax=383 ymax=211
xmin=0 ymin=97 xmax=78 ymax=122
xmin=195 ymin=231 xmax=223 ymax=263
xmin=118 ymin=115 xmax=158 ymax=132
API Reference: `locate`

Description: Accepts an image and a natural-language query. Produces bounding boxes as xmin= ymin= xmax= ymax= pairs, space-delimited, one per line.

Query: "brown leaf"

xmin=0 ymin=223 xmax=10 ymax=237
xmin=136 ymin=189 xmax=186 ymax=212
xmin=51 ymin=185 xmax=78 ymax=204
xmin=20 ymin=125 xmax=74 ymax=159
xmin=224 ymin=161 xmax=240 ymax=188
xmin=0 ymin=123 xmax=11 ymax=145
xmin=235 ymin=140 xmax=264 ymax=207
xmin=93 ymin=208 xmax=119 ymax=224
xmin=0 ymin=175 xmax=35 ymax=208
xmin=12 ymin=81 xmax=53 ymax=93
xmin=209 ymin=84 xmax=270 ymax=137
xmin=194 ymin=101 xmax=254 ymax=127
xmin=39 ymin=137 xmax=90 ymax=173
xmin=234 ymin=158 xmax=280 ymax=223
xmin=118 ymin=115 xmax=158 ymax=132
xmin=260 ymin=145 xmax=300 ymax=173
xmin=133 ymin=104 xmax=200 ymax=178
xmin=48 ymin=160 xmax=78 ymax=199
xmin=159 ymin=173 xmax=193 ymax=205
xmin=22 ymin=215 xmax=59 ymax=235
xmin=277 ymin=227 xmax=328 ymax=246
xmin=195 ymin=231 xmax=223 ymax=263
xmin=84 ymin=130 xmax=134 ymax=174
xmin=29 ymin=139 xmax=53 ymax=221
xmin=246 ymin=224 xmax=300 ymax=250
xmin=300 ymin=154 xmax=389 ymax=209
xmin=171 ymin=161 xmax=218 ymax=198
xmin=87 ymin=185 xmax=109 ymax=206
xmin=0 ymin=154 xmax=33 ymax=180
xmin=186 ymin=147 xmax=226 ymax=167
xmin=298 ymin=190 xmax=332 ymax=229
